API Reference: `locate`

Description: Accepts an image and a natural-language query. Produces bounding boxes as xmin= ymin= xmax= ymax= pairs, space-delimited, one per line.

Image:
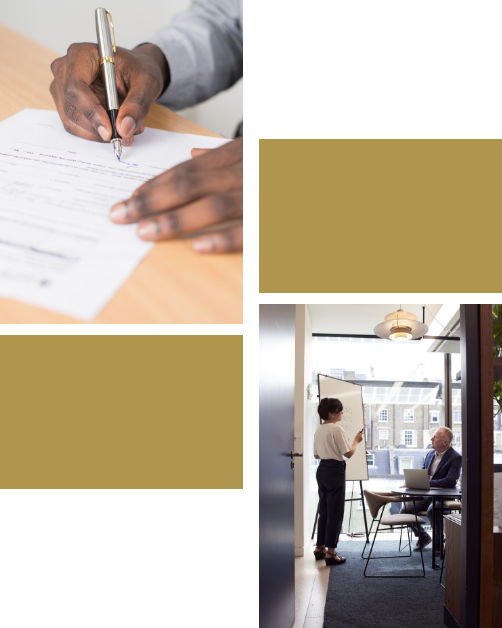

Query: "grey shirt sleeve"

xmin=145 ymin=0 xmax=243 ymax=110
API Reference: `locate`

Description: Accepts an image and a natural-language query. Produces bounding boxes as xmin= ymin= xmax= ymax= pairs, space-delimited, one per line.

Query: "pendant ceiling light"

xmin=374 ymin=306 xmax=429 ymax=341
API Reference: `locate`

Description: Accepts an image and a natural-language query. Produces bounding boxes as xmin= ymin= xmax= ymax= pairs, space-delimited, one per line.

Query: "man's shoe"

xmin=413 ymin=535 xmax=432 ymax=552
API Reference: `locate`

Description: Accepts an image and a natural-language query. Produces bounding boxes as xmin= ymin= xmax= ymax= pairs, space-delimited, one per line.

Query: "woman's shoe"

xmin=324 ymin=550 xmax=346 ymax=566
xmin=313 ymin=546 xmax=325 ymax=560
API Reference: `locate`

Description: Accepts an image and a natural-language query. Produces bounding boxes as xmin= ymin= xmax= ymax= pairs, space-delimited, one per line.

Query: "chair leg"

xmin=405 ymin=525 xmax=412 ymax=557
xmin=362 ymin=520 xmax=408 ymax=559
xmin=418 ymin=526 xmax=426 ymax=577
xmin=363 ymin=520 xmax=381 ymax=577
xmin=399 ymin=525 xmax=411 ymax=553
xmin=361 ymin=520 xmax=375 ymax=559
xmin=364 ymin=523 xmax=426 ymax=577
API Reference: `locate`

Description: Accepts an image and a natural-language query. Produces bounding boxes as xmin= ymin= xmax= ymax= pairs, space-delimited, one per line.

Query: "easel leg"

xmin=346 ymin=481 xmax=355 ymax=537
xmin=360 ymin=480 xmax=369 ymax=543
xmin=311 ymin=502 xmax=319 ymax=540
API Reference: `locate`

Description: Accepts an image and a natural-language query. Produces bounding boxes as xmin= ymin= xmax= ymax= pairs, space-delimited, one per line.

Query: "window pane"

xmin=451 ymin=353 xmax=462 ymax=454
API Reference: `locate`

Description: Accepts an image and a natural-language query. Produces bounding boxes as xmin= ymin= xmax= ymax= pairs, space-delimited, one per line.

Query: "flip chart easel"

xmin=311 ymin=374 xmax=369 ymax=542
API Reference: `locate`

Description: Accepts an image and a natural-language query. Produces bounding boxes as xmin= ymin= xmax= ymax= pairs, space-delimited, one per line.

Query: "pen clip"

xmin=105 ymin=9 xmax=117 ymax=53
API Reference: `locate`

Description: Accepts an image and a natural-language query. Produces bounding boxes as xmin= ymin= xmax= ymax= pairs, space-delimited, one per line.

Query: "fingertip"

xmin=192 ymin=238 xmax=215 ymax=253
xmin=97 ymin=125 xmax=110 ymax=141
xmin=121 ymin=136 xmax=134 ymax=147
xmin=191 ymin=148 xmax=210 ymax=158
xmin=118 ymin=115 xmax=137 ymax=137
xmin=192 ymin=227 xmax=243 ymax=254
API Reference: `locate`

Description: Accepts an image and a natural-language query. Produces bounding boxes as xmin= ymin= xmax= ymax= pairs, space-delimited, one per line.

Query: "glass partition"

xmin=494 ymin=305 xmax=502 ymax=465
xmin=451 ymin=352 xmax=462 ymax=453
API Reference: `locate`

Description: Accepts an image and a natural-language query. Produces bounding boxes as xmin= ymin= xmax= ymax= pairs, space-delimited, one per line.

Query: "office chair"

xmin=363 ymin=490 xmax=426 ymax=578
xmin=361 ymin=492 xmax=412 ymax=558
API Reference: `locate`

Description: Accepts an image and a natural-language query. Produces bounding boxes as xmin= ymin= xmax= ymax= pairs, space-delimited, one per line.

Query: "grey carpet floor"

xmin=323 ymin=540 xmax=445 ymax=628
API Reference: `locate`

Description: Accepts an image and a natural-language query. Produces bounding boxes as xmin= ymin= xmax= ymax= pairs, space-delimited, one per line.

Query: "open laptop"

xmin=403 ymin=469 xmax=442 ymax=490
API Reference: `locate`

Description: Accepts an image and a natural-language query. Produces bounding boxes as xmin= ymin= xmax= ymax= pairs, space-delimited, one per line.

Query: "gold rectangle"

xmin=0 ymin=335 xmax=243 ymax=488
xmin=260 ymin=139 xmax=500 ymax=293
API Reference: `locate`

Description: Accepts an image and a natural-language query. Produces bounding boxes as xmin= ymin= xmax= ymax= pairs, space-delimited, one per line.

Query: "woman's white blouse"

xmin=314 ymin=423 xmax=352 ymax=460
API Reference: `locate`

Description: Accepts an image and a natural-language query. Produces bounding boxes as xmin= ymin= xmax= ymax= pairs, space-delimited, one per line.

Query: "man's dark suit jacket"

xmin=422 ymin=447 xmax=462 ymax=488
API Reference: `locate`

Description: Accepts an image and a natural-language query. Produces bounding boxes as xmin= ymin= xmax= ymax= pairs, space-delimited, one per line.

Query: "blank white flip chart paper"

xmin=0 ymin=109 xmax=228 ymax=321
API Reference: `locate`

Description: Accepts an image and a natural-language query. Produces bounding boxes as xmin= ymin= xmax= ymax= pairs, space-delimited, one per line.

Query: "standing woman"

xmin=313 ymin=397 xmax=363 ymax=565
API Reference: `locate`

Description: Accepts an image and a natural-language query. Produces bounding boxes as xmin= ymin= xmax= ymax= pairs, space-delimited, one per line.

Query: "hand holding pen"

xmin=50 ymin=36 xmax=167 ymax=149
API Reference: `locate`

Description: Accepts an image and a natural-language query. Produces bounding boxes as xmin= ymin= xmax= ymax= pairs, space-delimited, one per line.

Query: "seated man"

xmin=400 ymin=427 xmax=461 ymax=555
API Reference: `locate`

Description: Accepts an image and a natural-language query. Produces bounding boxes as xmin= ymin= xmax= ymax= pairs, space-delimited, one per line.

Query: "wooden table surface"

xmin=0 ymin=23 xmax=242 ymax=324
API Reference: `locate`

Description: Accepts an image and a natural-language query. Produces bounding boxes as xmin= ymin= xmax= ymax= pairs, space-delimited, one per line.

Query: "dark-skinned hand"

xmin=50 ymin=42 xmax=167 ymax=144
xmin=50 ymin=43 xmax=243 ymax=253
xmin=110 ymin=137 xmax=243 ymax=253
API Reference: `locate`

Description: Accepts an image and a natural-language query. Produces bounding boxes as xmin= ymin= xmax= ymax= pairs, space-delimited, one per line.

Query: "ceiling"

xmin=307 ymin=304 xmax=443 ymax=335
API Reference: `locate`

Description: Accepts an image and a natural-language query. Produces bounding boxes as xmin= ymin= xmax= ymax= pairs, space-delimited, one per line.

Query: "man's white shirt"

xmin=429 ymin=449 xmax=448 ymax=477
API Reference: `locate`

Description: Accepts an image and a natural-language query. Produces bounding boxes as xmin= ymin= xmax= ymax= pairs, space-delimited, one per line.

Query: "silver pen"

xmin=95 ymin=7 xmax=122 ymax=160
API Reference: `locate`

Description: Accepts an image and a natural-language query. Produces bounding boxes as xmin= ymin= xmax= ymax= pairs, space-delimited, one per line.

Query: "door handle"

xmin=290 ymin=451 xmax=303 ymax=469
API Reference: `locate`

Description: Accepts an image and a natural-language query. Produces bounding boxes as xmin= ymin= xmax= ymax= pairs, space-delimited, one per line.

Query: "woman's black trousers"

xmin=316 ymin=459 xmax=346 ymax=548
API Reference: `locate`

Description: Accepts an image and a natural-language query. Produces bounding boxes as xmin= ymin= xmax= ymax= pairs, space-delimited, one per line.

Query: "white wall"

xmin=1 ymin=0 xmax=242 ymax=138
xmin=294 ymin=304 xmax=312 ymax=557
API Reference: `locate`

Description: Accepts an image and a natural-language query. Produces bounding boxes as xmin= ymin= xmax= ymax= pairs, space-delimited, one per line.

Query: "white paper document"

xmin=0 ymin=109 xmax=228 ymax=321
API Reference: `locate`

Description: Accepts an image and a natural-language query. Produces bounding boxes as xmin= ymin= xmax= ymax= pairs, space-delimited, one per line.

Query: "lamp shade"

xmin=374 ymin=308 xmax=428 ymax=341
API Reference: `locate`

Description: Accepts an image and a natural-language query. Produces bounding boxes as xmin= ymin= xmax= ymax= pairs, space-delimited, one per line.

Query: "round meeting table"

xmin=391 ymin=487 xmax=462 ymax=569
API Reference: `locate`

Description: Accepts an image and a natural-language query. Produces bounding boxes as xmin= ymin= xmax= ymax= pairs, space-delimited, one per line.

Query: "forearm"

xmin=430 ymin=463 xmax=461 ymax=487
xmin=430 ymin=473 xmax=460 ymax=488
xmin=344 ymin=440 xmax=359 ymax=459
xmin=144 ymin=0 xmax=243 ymax=110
